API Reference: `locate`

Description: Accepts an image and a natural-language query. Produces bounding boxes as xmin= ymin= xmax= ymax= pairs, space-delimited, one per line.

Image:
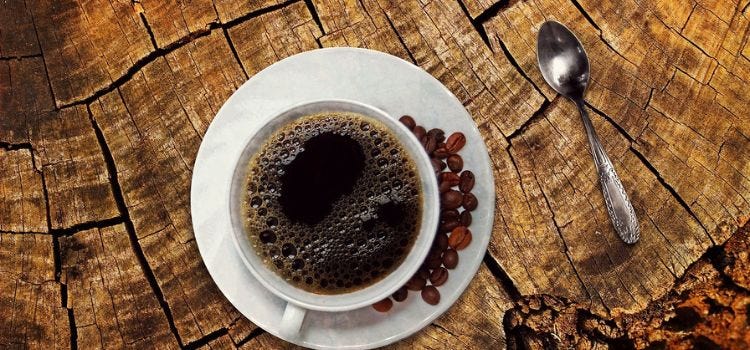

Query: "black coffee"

xmin=242 ymin=112 xmax=422 ymax=294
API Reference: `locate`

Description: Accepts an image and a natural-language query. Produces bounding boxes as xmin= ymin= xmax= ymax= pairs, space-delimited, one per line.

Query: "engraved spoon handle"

xmin=575 ymin=100 xmax=640 ymax=244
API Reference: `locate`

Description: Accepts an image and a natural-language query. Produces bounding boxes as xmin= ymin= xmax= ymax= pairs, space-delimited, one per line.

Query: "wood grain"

xmin=29 ymin=106 xmax=118 ymax=230
xmin=0 ymin=234 xmax=69 ymax=349
xmin=60 ymin=225 xmax=178 ymax=347
xmin=90 ymin=29 xmax=248 ymax=344
xmin=0 ymin=149 xmax=47 ymax=233
xmin=28 ymin=0 xmax=154 ymax=106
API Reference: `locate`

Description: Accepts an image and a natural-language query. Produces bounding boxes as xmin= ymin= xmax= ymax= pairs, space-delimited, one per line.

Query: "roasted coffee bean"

xmin=430 ymin=158 xmax=444 ymax=172
xmin=426 ymin=256 xmax=443 ymax=269
xmin=406 ymin=275 xmax=427 ymax=291
xmin=462 ymin=193 xmax=478 ymax=211
xmin=424 ymin=135 xmax=437 ymax=154
xmin=412 ymin=125 xmax=427 ymax=139
xmin=439 ymin=181 xmax=452 ymax=193
xmin=433 ymin=147 xmax=450 ymax=159
xmin=413 ymin=126 xmax=426 ymax=140
xmin=417 ymin=265 xmax=430 ymax=280
xmin=392 ymin=286 xmax=408 ymax=302
xmin=437 ymin=142 xmax=446 ymax=149
xmin=425 ymin=247 xmax=443 ymax=269
xmin=441 ymin=209 xmax=460 ymax=222
xmin=421 ymin=286 xmax=440 ymax=305
xmin=447 ymin=154 xmax=463 ymax=172
xmin=439 ymin=172 xmax=460 ymax=186
xmin=439 ymin=220 xmax=460 ymax=233
xmin=441 ymin=190 xmax=463 ymax=209
xmin=434 ymin=233 xmax=449 ymax=251
xmin=372 ymin=298 xmax=393 ymax=312
xmin=460 ymin=210 xmax=472 ymax=226
xmin=448 ymin=226 xmax=468 ymax=248
xmin=459 ymin=170 xmax=475 ymax=193
xmin=427 ymin=128 xmax=445 ymax=143
xmin=399 ymin=115 xmax=416 ymax=130
xmin=445 ymin=132 xmax=466 ymax=153
xmin=455 ymin=230 xmax=472 ymax=250
xmin=443 ymin=249 xmax=459 ymax=269
xmin=430 ymin=267 xmax=449 ymax=286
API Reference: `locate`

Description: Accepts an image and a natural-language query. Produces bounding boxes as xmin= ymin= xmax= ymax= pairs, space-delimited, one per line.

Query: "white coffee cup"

xmin=228 ymin=99 xmax=440 ymax=338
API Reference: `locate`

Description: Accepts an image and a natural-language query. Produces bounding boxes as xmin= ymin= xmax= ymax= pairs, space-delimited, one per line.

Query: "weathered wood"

xmin=0 ymin=149 xmax=47 ymax=233
xmin=2 ymin=0 xmax=749 ymax=347
xmin=459 ymin=0 xmax=498 ymax=19
xmin=0 ymin=57 xmax=55 ymax=120
xmin=90 ymin=30 xmax=249 ymax=344
xmin=0 ymin=234 xmax=69 ymax=348
xmin=28 ymin=0 xmax=154 ymax=106
xmin=481 ymin=0 xmax=749 ymax=314
xmin=0 ymin=0 xmax=40 ymax=58
xmin=227 ymin=1 xmax=322 ymax=76
xmin=213 ymin=0 xmax=288 ymax=23
xmin=504 ymin=223 xmax=750 ymax=349
xmin=313 ymin=0 xmax=411 ymax=60
xmin=139 ymin=0 xmax=219 ymax=48
xmin=29 ymin=106 xmax=118 ymax=230
xmin=60 ymin=225 xmax=178 ymax=347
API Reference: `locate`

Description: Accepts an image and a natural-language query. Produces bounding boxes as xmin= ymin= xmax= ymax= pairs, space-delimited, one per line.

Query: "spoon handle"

xmin=575 ymin=101 xmax=640 ymax=244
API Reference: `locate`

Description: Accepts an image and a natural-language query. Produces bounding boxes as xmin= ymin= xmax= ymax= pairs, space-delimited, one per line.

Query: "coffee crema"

xmin=242 ymin=112 xmax=422 ymax=294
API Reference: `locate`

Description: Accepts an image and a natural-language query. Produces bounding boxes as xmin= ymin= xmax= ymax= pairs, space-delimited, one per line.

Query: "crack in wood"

xmin=629 ymin=144 xmax=715 ymax=245
xmin=27 ymin=129 xmax=76 ymax=350
xmin=431 ymin=323 xmax=457 ymax=337
xmin=234 ymin=328 xmax=265 ymax=347
xmin=643 ymin=88 xmax=654 ymax=111
xmin=222 ymin=28 xmax=249 ymax=79
xmin=530 ymin=164 xmax=593 ymax=302
xmin=0 ymin=54 xmax=42 ymax=61
xmin=304 ymin=0 xmax=326 ymax=35
xmin=484 ymin=253 xmax=522 ymax=300
xmin=48 ymin=217 xmax=126 ymax=237
xmin=569 ymin=0 xmax=599 ymax=31
xmin=0 ymin=142 xmax=33 ymax=151
xmin=456 ymin=0 xmax=491 ymax=48
xmin=25 ymin=0 xmax=57 ymax=110
xmin=584 ymin=103 xmax=634 ymax=143
xmin=140 ymin=13 xmax=160 ymax=51
xmin=55 ymin=0 xmax=303 ymax=111
xmin=580 ymin=104 xmax=717 ymax=246
xmin=495 ymin=35 xmax=547 ymax=105
xmin=87 ymin=106 xmax=184 ymax=347
xmin=506 ymin=97 xmax=553 ymax=141
xmin=384 ymin=15 xmax=417 ymax=64
xmin=67 ymin=307 xmax=78 ymax=350
xmin=567 ymin=0 xmax=637 ymax=67
xmin=182 ymin=327 xmax=228 ymax=349
xmin=473 ymin=0 xmax=516 ymax=22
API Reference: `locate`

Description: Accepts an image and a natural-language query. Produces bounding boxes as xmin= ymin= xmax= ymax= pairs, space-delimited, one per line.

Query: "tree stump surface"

xmin=1 ymin=0 xmax=748 ymax=348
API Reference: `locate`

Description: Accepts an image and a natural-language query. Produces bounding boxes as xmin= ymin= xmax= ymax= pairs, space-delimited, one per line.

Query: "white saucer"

xmin=191 ymin=48 xmax=495 ymax=349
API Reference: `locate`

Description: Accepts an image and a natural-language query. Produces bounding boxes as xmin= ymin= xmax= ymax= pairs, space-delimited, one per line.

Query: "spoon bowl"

xmin=537 ymin=21 xmax=590 ymax=100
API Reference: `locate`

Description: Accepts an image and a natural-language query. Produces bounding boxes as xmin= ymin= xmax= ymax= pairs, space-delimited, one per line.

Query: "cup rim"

xmin=227 ymin=99 xmax=440 ymax=312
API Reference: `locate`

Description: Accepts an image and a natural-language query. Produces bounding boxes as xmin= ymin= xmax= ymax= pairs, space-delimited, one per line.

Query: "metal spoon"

xmin=536 ymin=21 xmax=640 ymax=244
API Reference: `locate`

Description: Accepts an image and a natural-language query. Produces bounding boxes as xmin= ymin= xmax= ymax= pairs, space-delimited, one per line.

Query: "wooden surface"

xmin=1 ymin=0 xmax=748 ymax=348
